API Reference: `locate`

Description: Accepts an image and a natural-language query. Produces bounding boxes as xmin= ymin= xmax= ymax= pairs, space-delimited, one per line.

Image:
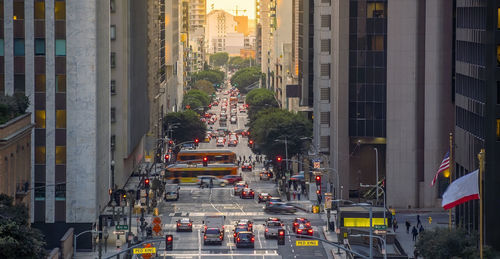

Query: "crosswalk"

xmin=168 ymin=211 xmax=309 ymax=217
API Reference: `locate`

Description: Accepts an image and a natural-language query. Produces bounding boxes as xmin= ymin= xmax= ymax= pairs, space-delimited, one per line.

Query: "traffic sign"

xmin=374 ymin=225 xmax=387 ymax=230
xmin=153 ymin=224 xmax=162 ymax=233
xmin=115 ymin=225 xmax=129 ymax=231
xmin=133 ymin=247 xmax=156 ymax=254
xmin=313 ymin=161 xmax=321 ymax=169
xmin=296 ymin=240 xmax=318 ymax=246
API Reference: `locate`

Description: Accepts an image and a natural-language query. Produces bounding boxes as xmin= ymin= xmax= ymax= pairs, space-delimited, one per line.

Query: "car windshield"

xmin=268 ymin=222 xmax=282 ymax=227
xmin=206 ymin=229 xmax=220 ymax=234
xmin=238 ymin=233 xmax=252 ymax=240
xmin=180 ymin=218 xmax=190 ymax=223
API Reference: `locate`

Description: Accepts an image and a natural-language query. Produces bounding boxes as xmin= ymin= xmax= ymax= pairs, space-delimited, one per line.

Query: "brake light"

xmin=308 ymin=229 xmax=313 ymax=234
xmin=177 ymin=223 xmax=180 ymax=226
xmin=306 ymin=222 xmax=311 ymax=227
xmin=237 ymin=237 xmax=240 ymax=242
xmin=220 ymin=235 xmax=223 ymax=240
xmin=251 ymin=237 xmax=255 ymax=242
xmin=249 ymin=223 xmax=252 ymax=227
xmin=188 ymin=223 xmax=192 ymax=226
xmin=204 ymin=235 xmax=207 ymax=240
xmin=250 ymin=192 xmax=254 ymax=195
xmin=265 ymin=228 xmax=269 ymax=232
xmin=293 ymin=222 xmax=298 ymax=226
xmin=242 ymin=192 xmax=246 ymax=195
xmin=297 ymin=229 xmax=302 ymax=233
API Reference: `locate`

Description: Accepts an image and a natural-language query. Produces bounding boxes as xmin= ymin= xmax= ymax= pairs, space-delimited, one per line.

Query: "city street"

xmin=154 ymin=87 xmax=330 ymax=258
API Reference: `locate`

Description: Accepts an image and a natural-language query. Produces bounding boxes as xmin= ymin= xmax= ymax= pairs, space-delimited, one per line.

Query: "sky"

xmin=206 ymin=0 xmax=256 ymax=19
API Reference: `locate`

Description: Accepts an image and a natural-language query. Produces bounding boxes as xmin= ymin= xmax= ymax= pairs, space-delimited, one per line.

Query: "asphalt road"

xmin=154 ymin=87 xmax=328 ymax=259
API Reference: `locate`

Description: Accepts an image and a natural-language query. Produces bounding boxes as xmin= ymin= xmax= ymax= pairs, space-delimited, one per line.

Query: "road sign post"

xmin=115 ymin=225 xmax=129 ymax=231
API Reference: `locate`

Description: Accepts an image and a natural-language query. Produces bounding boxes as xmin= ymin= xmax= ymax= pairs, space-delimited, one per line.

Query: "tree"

xmin=209 ymin=52 xmax=229 ymax=67
xmin=415 ymin=227 xmax=499 ymax=259
xmin=230 ymin=67 xmax=262 ymax=93
xmin=0 ymin=93 xmax=30 ymax=124
xmin=193 ymin=80 xmax=216 ymax=95
xmin=248 ymin=109 xmax=312 ymax=158
xmin=182 ymin=89 xmax=211 ymax=113
xmin=190 ymin=70 xmax=225 ymax=87
xmin=245 ymin=88 xmax=279 ymax=122
xmin=228 ymin=57 xmax=255 ymax=70
xmin=163 ymin=110 xmax=206 ymax=144
xmin=0 ymin=194 xmax=47 ymax=258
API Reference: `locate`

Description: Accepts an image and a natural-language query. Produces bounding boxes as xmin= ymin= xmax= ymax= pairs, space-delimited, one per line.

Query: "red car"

xmin=241 ymin=163 xmax=252 ymax=171
xmin=240 ymin=188 xmax=255 ymax=199
xmin=222 ymin=175 xmax=243 ymax=184
xmin=292 ymin=218 xmax=311 ymax=232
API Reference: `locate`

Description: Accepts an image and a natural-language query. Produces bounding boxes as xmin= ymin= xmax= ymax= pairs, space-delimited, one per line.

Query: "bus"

xmin=176 ymin=149 xmax=236 ymax=164
xmin=164 ymin=163 xmax=239 ymax=183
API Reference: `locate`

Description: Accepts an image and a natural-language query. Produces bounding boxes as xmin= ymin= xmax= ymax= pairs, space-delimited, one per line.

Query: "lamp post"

xmin=111 ymin=160 xmax=115 ymax=191
xmin=374 ymin=147 xmax=379 ymax=204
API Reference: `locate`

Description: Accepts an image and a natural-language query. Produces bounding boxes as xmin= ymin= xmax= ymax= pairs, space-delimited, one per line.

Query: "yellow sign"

xmin=343 ymin=218 xmax=387 ymax=227
xmin=133 ymin=247 xmax=156 ymax=254
xmin=296 ymin=240 xmax=318 ymax=246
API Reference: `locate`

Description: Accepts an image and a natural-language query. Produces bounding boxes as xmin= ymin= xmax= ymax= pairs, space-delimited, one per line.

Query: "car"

xmin=241 ymin=162 xmax=252 ymax=171
xmin=264 ymin=202 xmax=297 ymax=214
xmin=234 ymin=182 xmax=248 ymax=195
xmin=228 ymin=140 xmax=238 ymax=147
xmin=222 ymin=175 xmax=243 ymax=184
xmin=240 ymin=188 xmax=255 ymax=199
xmin=260 ymin=171 xmax=272 ymax=180
xmin=164 ymin=184 xmax=180 ymax=201
xmin=258 ymin=193 xmax=272 ymax=203
xmin=264 ymin=218 xmax=284 ymax=239
xmin=265 ymin=197 xmax=282 ymax=207
xmin=204 ymin=228 xmax=223 ymax=245
xmin=208 ymin=119 xmax=215 ymax=125
xmin=204 ymin=135 xmax=211 ymax=142
xmin=235 ymin=231 xmax=255 ymax=248
xmin=296 ymin=223 xmax=313 ymax=236
xmin=292 ymin=218 xmax=311 ymax=232
xmin=216 ymin=138 xmax=225 ymax=147
xmin=181 ymin=143 xmax=195 ymax=150
xmin=234 ymin=129 xmax=244 ymax=135
xmin=230 ymin=116 xmax=237 ymax=124
xmin=235 ymin=219 xmax=253 ymax=231
xmin=176 ymin=218 xmax=193 ymax=232
xmin=196 ymin=175 xmax=228 ymax=187
xmin=233 ymin=226 xmax=250 ymax=242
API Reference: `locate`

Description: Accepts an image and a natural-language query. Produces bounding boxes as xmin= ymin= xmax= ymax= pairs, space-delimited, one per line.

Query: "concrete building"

xmin=206 ymin=10 xmax=245 ymax=56
xmin=452 ymin=0 xmax=500 ymax=250
xmin=189 ymin=0 xmax=206 ymax=31
xmin=0 ymin=113 xmax=33 ymax=208
xmin=234 ymin=15 xmax=249 ymax=36
xmin=188 ymin=0 xmax=206 ymax=72
xmin=256 ymin=0 xmax=271 ymax=82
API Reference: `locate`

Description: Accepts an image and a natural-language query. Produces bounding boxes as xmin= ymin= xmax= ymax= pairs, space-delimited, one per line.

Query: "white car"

xmin=197 ymin=176 xmax=228 ymax=187
xmin=230 ymin=116 xmax=237 ymax=124
xmin=216 ymin=137 xmax=225 ymax=147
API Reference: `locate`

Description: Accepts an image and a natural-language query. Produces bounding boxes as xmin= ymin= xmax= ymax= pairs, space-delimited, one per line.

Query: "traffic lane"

xmin=277 ymin=224 xmax=328 ymax=259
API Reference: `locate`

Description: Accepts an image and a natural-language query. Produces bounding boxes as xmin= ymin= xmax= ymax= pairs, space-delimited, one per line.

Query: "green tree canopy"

xmin=0 ymin=93 xmax=30 ymax=124
xmin=228 ymin=57 xmax=255 ymax=70
xmin=248 ymin=108 xmax=312 ymax=158
xmin=0 ymin=194 xmax=47 ymax=258
xmin=164 ymin=110 xmax=206 ymax=144
xmin=193 ymin=80 xmax=216 ymax=95
xmin=245 ymin=88 xmax=279 ymax=122
xmin=230 ymin=67 xmax=262 ymax=93
xmin=182 ymin=89 xmax=211 ymax=113
xmin=191 ymin=70 xmax=225 ymax=87
xmin=209 ymin=52 xmax=229 ymax=67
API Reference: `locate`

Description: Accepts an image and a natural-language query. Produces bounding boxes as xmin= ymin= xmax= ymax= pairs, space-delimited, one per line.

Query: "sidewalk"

xmin=321 ymin=212 xmax=347 ymax=259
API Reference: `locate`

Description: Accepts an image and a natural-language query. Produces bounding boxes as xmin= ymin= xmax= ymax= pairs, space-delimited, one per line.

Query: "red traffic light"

xmin=145 ymin=179 xmax=150 ymax=187
xmin=316 ymin=190 xmax=321 ymax=194
xmin=276 ymin=156 xmax=282 ymax=162
xmin=195 ymin=138 xmax=199 ymax=143
xmin=249 ymin=140 xmax=254 ymax=144
xmin=167 ymin=235 xmax=173 ymax=241
xmin=203 ymin=157 xmax=208 ymax=162
xmin=315 ymin=175 xmax=321 ymax=181
xmin=169 ymin=140 xmax=173 ymax=145
xmin=278 ymin=230 xmax=284 ymax=236
xmin=165 ymin=154 xmax=170 ymax=160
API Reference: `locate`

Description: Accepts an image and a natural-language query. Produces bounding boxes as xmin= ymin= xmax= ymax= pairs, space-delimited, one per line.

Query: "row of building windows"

xmin=34 ymin=146 xmax=66 ymax=165
xmin=456 ymin=7 xmax=487 ymax=30
xmin=6 ymin=39 xmax=66 ymax=57
xmin=456 ymin=40 xmax=485 ymax=67
xmin=35 ymin=109 xmax=66 ymax=129
xmin=34 ymin=183 xmax=66 ymax=201
xmin=33 ymin=74 xmax=66 ymax=92
xmin=456 ymin=106 xmax=485 ymax=140
xmin=349 ymin=119 xmax=386 ymax=137
xmin=455 ymin=74 xmax=486 ymax=103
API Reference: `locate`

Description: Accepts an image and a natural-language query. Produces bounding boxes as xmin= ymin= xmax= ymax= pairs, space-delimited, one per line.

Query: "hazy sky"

xmin=207 ymin=0 xmax=256 ymax=19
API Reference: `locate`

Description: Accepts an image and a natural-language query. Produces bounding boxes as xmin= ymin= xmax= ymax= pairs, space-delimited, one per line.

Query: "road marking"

xmin=209 ymin=188 xmax=222 ymax=213
xmin=198 ymin=228 xmax=201 ymax=259
xmin=257 ymin=228 xmax=263 ymax=250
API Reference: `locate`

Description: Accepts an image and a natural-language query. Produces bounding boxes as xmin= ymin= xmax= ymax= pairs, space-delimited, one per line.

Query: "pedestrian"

xmin=419 ymin=225 xmax=424 ymax=234
xmin=392 ymin=218 xmax=398 ymax=232
xmin=416 ymin=214 xmax=421 ymax=228
xmin=209 ymin=178 xmax=213 ymax=189
xmin=411 ymin=226 xmax=418 ymax=241
xmin=292 ymin=189 xmax=297 ymax=200
xmin=405 ymin=220 xmax=411 ymax=234
xmin=297 ymin=186 xmax=301 ymax=200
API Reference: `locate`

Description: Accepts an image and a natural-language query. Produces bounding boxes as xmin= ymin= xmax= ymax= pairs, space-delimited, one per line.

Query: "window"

xmin=497 ymin=44 xmax=500 ymax=67
xmin=13 ymin=1 xmax=24 ymax=20
xmin=321 ymin=15 xmax=331 ymax=29
xmin=35 ymin=146 xmax=46 ymax=164
xmin=56 ymin=110 xmax=66 ymax=128
xmin=55 ymin=146 xmax=66 ymax=165
xmin=497 ymin=82 xmax=500 ymax=104
xmin=111 ymin=107 xmax=116 ymax=122
xmin=110 ymin=0 xmax=116 ymax=13
xmin=111 ymin=52 xmax=116 ymax=68
xmin=55 ymin=183 xmax=66 ymax=201
xmin=111 ymin=135 xmax=116 ymax=150
xmin=35 ymin=74 xmax=46 ymax=92
xmin=320 ymin=88 xmax=330 ymax=101
xmin=14 ymin=75 xmax=25 ymax=93
xmin=370 ymin=36 xmax=384 ymax=51
xmin=56 ymin=75 xmax=66 ymax=92
xmin=14 ymin=39 xmax=25 ymax=56
xmin=320 ymin=135 xmax=330 ymax=149
xmin=55 ymin=39 xmax=66 ymax=56
xmin=497 ymin=118 xmax=500 ymax=141
xmin=54 ymin=1 xmax=65 ymax=20
xmin=110 ymin=25 xmax=116 ymax=40
xmin=35 ymin=39 xmax=45 ymax=55
xmin=320 ymin=64 xmax=330 ymax=78
xmin=0 ymin=39 xmax=4 ymax=56
xmin=320 ymin=112 xmax=330 ymax=125
xmin=498 ymin=8 xmax=500 ymax=29
xmin=35 ymin=110 xmax=46 ymax=128
xmin=367 ymin=3 xmax=385 ymax=18
xmin=34 ymin=1 xmax=45 ymax=20
xmin=34 ymin=182 xmax=45 ymax=201
xmin=321 ymin=0 xmax=331 ymax=4
xmin=321 ymin=39 xmax=331 ymax=53
xmin=111 ymin=80 xmax=116 ymax=94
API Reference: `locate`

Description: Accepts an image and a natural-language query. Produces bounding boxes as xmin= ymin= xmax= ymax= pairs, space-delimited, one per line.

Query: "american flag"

xmin=431 ymin=152 xmax=450 ymax=186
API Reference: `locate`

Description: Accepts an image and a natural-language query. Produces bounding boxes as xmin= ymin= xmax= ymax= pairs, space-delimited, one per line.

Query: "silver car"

xmin=264 ymin=218 xmax=284 ymax=239
xmin=204 ymin=228 xmax=223 ymax=245
xmin=176 ymin=218 xmax=193 ymax=232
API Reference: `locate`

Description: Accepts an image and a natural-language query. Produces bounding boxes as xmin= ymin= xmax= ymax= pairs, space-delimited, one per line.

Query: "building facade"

xmin=453 ymin=0 xmax=500 ymax=250
xmin=206 ymin=10 xmax=244 ymax=55
xmin=188 ymin=0 xmax=206 ymax=72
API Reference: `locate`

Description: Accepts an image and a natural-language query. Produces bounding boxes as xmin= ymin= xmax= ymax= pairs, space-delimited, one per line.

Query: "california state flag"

xmin=442 ymin=170 xmax=479 ymax=210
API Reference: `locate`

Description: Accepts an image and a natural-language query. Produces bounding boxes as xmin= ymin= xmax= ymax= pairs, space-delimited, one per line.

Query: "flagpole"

xmin=448 ymin=133 xmax=453 ymax=230
xmin=478 ymin=148 xmax=485 ymax=259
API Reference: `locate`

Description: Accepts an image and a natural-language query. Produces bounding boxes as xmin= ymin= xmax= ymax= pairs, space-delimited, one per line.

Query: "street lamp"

xmin=110 ymin=160 xmax=115 ymax=191
xmin=374 ymin=147 xmax=379 ymax=204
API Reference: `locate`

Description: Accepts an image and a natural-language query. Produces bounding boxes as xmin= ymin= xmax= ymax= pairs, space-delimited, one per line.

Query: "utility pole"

xmin=374 ymin=148 xmax=379 ymax=205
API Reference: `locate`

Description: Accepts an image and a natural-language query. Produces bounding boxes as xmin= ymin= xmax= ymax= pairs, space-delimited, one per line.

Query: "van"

xmin=164 ymin=184 xmax=180 ymax=201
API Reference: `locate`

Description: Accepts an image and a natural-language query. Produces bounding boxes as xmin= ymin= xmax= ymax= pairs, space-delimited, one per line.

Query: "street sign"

xmin=296 ymin=240 xmax=318 ymax=246
xmin=133 ymin=247 xmax=156 ymax=254
xmin=115 ymin=225 xmax=129 ymax=231
xmin=313 ymin=161 xmax=321 ymax=169
xmin=374 ymin=225 xmax=387 ymax=230
xmin=374 ymin=230 xmax=387 ymax=235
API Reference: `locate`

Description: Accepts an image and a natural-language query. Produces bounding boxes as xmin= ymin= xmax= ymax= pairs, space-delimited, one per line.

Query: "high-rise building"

xmin=189 ymin=0 xmax=206 ymax=31
xmin=453 ymin=0 xmax=500 ymax=250
xmin=206 ymin=10 xmax=245 ymax=55
xmin=188 ymin=0 xmax=206 ymax=72
xmin=257 ymin=0 xmax=272 ymax=87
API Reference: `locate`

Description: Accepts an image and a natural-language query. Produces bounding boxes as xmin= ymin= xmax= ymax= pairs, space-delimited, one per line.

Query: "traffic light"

xmin=165 ymin=154 xmax=170 ymax=161
xmin=315 ymin=175 xmax=321 ymax=186
xmin=166 ymin=234 xmax=173 ymax=251
xmin=249 ymin=140 xmax=254 ymax=145
xmin=144 ymin=178 xmax=150 ymax=188
xmin=168 ymin=140 xmax=174 ymax=146
xmin=277 ymin=229 xmax=285 ymax=245
xmin=276 ymin=156 xmax=282 ymax=163
xmin=203 ymin=156 xmax=208 ymax=167
xmin=194 ymin=138 xmax=199 ymax=146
